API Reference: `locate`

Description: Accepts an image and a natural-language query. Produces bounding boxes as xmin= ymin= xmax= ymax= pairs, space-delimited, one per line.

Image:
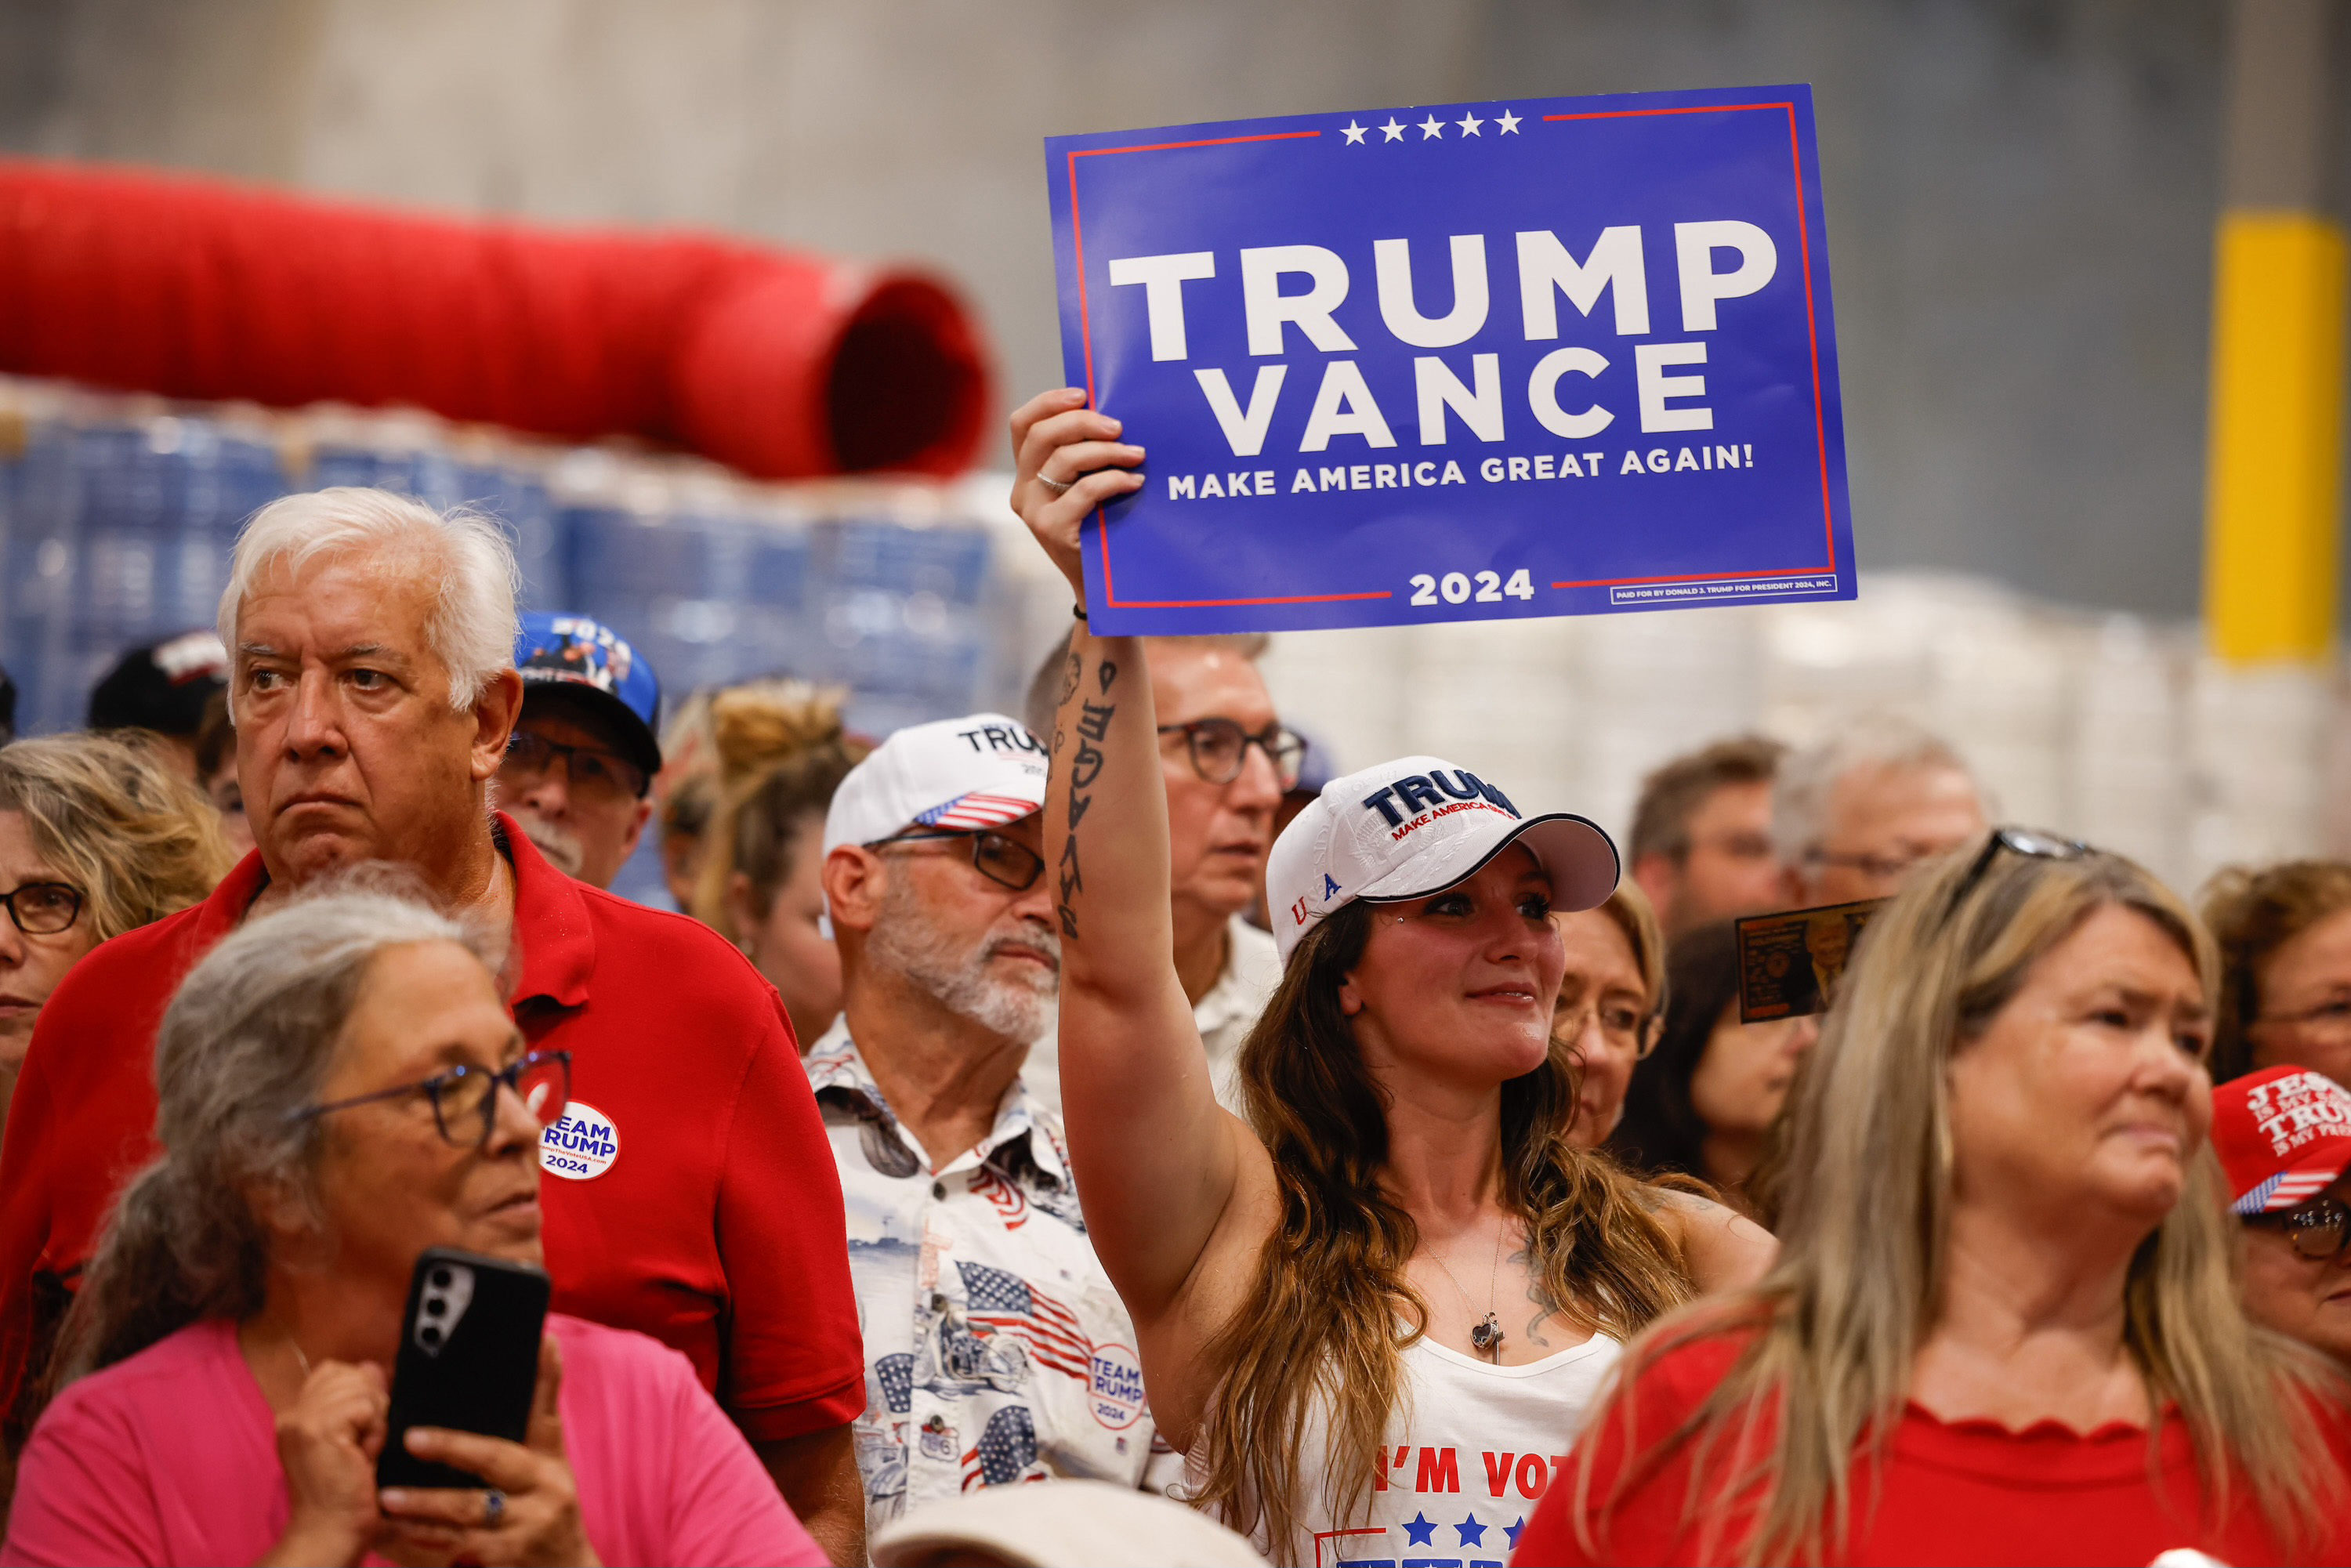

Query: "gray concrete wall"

xmin=0 ymin=0 xmax=2230 ymax=617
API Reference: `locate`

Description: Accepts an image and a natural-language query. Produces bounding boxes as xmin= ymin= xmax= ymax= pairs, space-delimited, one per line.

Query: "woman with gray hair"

xmin=3 ymin=886 xmax=824 ymax=1568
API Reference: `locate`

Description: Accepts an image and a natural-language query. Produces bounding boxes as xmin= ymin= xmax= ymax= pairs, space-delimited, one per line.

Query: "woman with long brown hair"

xmin=1008 ymin=389 xmax=1773 ymax=1566
xmin=1521 ymin=830 xmax=2351 ymax=1565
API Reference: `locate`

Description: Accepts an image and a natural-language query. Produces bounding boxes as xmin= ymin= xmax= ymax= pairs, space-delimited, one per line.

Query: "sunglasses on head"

xmin=1933 ymin=827 xmax=2089 ymax=932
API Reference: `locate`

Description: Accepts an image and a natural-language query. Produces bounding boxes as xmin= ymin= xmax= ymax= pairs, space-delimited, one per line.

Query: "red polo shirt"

xmin=0 ymin=817 xmax=863 ymax=1446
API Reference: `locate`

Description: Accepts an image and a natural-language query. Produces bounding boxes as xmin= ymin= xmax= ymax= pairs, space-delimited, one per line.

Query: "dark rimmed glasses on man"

xmin=501 ymin=730 xmax=649 ymax=806
xmin=866 ymin=829 xmax=1045 ymax=893
xmin=1156 ymin=719 xmax=1306 ymax=789
xmin=291 ymin=1049 xmax=573 ymax=1150
xmin=2247 ymin=1195 xmax=2351 ymax=1265
xmin=0 ymin=882 xmax=83 ymax=936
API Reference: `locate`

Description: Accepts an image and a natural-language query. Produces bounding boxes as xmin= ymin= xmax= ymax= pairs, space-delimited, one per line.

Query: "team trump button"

xmin=540 ymin=1102 xmax=620 ymax=1180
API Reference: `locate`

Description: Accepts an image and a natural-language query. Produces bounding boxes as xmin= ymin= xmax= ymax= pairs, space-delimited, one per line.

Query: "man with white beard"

xmin=806 ymin=714 xmax=1178 ymax=1530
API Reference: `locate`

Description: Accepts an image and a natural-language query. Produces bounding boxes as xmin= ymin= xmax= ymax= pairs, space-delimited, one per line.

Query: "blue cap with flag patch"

xmin=513 ymin=613 xmax=662 ymax=780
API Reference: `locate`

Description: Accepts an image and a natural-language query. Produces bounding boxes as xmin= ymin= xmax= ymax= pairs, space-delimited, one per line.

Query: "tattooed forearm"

xmin=1055 ymin=650 xmax=1121 ymax=941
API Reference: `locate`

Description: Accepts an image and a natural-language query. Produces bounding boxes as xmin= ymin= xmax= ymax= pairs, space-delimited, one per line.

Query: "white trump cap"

xmin=1265 ymin=755 xmax=1619 ymax=965
xmin=823 ymin=712 xmax=1049 ymax=856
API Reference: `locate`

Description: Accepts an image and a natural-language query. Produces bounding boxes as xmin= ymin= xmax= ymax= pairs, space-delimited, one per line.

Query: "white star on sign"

xmin=1381 ymin=118 xmax=1406 ymax=142
xmin=1342 ymin=119 xmax=1367 ymax=145
xmin=1457 ymin=111 xmax=1483 ymax=136
xmin=1496 ymin=109 xmax=1522 ymax=134
xmin=1418 ymin=114 xmax=1445 ymax=139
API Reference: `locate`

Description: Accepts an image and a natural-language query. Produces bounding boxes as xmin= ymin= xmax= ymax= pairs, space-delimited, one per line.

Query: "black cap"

xmin=89 ymin=632 xmax=229 ymax=739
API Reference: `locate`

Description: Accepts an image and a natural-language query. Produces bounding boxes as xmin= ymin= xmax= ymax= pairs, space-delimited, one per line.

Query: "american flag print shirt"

xmin=805 ymin=1023 xmax=1182 ymax=1530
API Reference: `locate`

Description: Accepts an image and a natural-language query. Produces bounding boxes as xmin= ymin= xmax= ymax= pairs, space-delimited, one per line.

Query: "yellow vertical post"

xmin=2205 ymin=0 xmax=2348 ymax=664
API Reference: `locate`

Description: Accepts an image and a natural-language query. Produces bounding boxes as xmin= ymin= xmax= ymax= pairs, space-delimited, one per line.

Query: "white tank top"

xmin=1210 ymin=1331 xmax=1623 ymax=1568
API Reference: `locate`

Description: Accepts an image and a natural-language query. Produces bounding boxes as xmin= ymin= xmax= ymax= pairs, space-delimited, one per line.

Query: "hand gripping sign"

xmin=1045 ymin=85 xmax=1855 ymax=634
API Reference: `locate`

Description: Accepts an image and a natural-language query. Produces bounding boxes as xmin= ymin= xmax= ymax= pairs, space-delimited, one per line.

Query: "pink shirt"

xmin=4 ymin=1313 xmax=826 ymax=1568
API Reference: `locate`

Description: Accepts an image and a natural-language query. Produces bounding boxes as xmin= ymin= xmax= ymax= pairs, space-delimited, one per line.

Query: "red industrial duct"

xmin=0 ymin=160 xmax=991 ymax=479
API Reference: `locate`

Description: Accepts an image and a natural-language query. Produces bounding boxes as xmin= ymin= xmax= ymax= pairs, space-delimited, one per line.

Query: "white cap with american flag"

xmin=822 ymin=712 xmax=1050 ymax=861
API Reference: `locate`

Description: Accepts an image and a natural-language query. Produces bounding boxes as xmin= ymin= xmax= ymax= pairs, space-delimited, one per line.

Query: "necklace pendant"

xmin=1470 ymin=1313 xmax=1503 ymax=1355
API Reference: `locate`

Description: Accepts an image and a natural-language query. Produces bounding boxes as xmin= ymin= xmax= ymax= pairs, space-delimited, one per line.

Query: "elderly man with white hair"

xmin=0 ymin=489 xmax=870 ymax=1563
xmin=1773 ymin=713 xmax=1990 ymax=906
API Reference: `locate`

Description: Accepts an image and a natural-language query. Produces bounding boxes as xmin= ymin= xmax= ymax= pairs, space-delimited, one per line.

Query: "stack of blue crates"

xmin=0 ymin=381 xmax=1015 ymax=905
xmin=2 ymin=412 xmax=285 ymax=740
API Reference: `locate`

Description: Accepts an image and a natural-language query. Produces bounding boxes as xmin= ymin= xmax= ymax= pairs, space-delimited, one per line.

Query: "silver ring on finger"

xmin=1034 ymin=469 xmax=1074 ymax=496
xmin=484 ymin=1489 xmax=506 ymax=1526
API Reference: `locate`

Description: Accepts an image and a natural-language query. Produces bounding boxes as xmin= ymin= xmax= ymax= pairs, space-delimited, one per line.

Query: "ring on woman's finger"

xmin=1034 ymin=470 xmax=1074 ymax=496
xmin=484 ymin=1489 xmax=506 ymax=1526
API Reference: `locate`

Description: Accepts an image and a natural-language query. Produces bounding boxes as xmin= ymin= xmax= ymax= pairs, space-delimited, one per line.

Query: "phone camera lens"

xmin=430 ymin=1268 xmax=452 ymax=1288
xmin=425 ymin=1298 xmax=447 ymax=1316
xmin=420 ymin=1325 xmax=443 ymax=1346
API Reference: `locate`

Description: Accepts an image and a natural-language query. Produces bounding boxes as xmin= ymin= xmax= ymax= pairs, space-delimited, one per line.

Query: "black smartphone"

xmin=377 ymin=1247 xmax=552 ymax=1490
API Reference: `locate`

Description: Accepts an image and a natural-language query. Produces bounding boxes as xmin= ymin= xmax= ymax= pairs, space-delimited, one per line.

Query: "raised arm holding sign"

xmin=1009 ymin=388 xmax=1774 ymax=1567
xmin=1045 ymin=85 xmax=1856 ymax=634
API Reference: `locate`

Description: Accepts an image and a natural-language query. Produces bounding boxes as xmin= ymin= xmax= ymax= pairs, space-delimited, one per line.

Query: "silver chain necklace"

xmin=1426 ymin=1222 xmax=1507 ymax=1360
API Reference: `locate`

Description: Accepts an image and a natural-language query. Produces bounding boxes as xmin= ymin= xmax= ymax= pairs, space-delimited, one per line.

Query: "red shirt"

xmin=1513 ymin=1332 xmax=2351 ymax=1567
xmin=0 ymin=817 xmax=864 ymax=1445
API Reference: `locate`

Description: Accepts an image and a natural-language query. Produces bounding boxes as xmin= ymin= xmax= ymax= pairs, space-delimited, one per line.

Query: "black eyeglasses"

xmin=2247 ymin=1196 xmax=2351 ymax=1264
xmin=502 ymin=730 xmax=649 ymax=804
xmin=0 ymin=882 xmax=83 ymax=936
xmin=291 ymin=1049 xmax=572 ymax=1150
xmin=1155 ymin=719 xmax=1306 ymax=788
xmin=867 ymin=829 xmax=1045 ymax=893
xmin=1936 ymin=827 xmax=2088 ymax=932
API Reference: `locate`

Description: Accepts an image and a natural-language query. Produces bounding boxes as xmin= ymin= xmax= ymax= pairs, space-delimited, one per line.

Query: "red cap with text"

xmin=1264 ymin=754 xmax=1618 ymax=966
xmin=2213 ymin=1064 xmax=2351 ymax=1215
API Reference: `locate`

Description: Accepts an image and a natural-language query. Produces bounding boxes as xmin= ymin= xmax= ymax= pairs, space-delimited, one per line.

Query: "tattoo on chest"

xmin=1509 ymin=1245 xmax=1555 ymax=1349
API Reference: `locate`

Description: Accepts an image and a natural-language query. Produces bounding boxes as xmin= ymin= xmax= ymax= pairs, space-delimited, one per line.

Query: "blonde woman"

xmin=1009 ymin=389 xmax=1773 ymax=1566
xmin=0 ymin=733 xmax=232 ymax=1138
xmin=1556 ymin=883 xmax=1667 ymax=1149
xmin=690 ymin=681 xmax=868 ymax=1050
xmin=1524 ymin=829 xmax=2351 ymax=1565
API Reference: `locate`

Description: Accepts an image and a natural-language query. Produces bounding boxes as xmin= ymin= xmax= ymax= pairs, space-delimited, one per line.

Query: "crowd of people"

xmin=0 ymin=387 xmax=2341 ymax=1566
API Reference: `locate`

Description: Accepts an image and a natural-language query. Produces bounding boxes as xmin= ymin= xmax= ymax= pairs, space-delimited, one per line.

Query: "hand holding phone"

xmin=379 ymin=1334 xmax=600 ymax=1568
xmin=378 ymin=1248 xmax=551 ymax=1490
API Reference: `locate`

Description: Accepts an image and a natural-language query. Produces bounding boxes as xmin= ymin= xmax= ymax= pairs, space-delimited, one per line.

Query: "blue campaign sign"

xmin=1045 ymin=84 xmax=1855 ymax=634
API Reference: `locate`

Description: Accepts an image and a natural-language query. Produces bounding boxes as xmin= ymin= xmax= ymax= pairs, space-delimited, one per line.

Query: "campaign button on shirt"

xmin=1089 ymin=1342 xmax=1146 ymax=1430
xmin=542 ymin=1102 xmax=620 ymax=1181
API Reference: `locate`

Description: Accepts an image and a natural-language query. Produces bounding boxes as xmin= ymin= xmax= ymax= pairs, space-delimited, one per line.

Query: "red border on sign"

xmin=1068 ymin=131 xmax=1375 ymax=609
xmin=1065 ymin=104 xmax=1838 ymax=610
xmin=1542 ymin=101 xmax=1839 ymax=588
